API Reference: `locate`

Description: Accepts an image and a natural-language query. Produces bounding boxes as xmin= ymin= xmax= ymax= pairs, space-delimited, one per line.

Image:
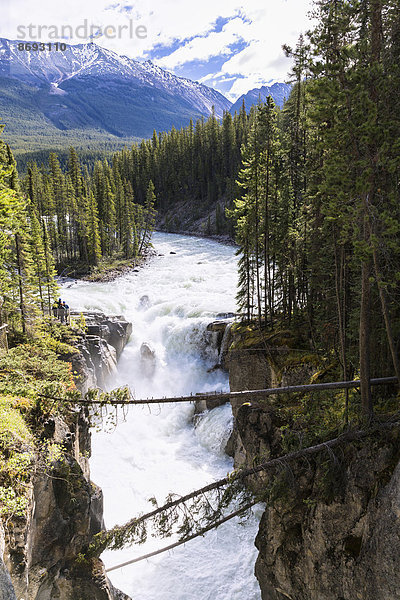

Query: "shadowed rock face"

xmin=254 ymin=434 xmax=400 ymax=600
xmin=69 ymin=312 xmax=132 ymax=392
xmin=5 ymin=414 xmax=132 ymax=600
xmin=82 ymin=313 xmax=133 ymax=360
xmin=0 ymin=523 xmax=17 ymax=599
xmin=223 ymin=337 xmax=400 ymax=600
xmin=1 ymin=313 xmax=133 ymax=600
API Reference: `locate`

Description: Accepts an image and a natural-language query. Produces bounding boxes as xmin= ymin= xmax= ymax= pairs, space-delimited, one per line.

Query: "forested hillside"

xmin=230 ymin=0 xmax=400 ymax=421
xmin=24 ymin=148 xmax=156 ymax=273
xmin=0 ymin=131 xmax=155 ymax=338
xmin=110 ymin=108 xmax=250 ymax=235
xmin=4 ymin=0 xmax=399 ymax=421
xmin=22 ymin=107 xmax=251 ymax=237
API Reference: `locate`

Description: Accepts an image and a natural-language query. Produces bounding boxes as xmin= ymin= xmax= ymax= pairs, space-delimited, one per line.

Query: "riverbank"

xmin=156 ymin=227 xmax=236 ymax=247
xmin=57 ymin=247 xmax=156 ymax=284
xmin=82 ymin=252 xmax=152 ymax=283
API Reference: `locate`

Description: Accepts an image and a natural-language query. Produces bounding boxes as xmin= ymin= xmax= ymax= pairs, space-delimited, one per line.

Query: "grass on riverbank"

xmin=83 ymin=255 xmax=145 ymax=282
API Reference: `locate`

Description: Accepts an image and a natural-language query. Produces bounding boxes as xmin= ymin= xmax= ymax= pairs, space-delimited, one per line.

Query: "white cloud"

xmin=156 ymin=16 xmax=251 ymax=70
xmin=1 ymin=0 xmax=314 ymax=99
xmin=226 ymin=75 xmax=273 ymax=102
xmin=2 ymin=0 xmax=244 ymax=55
xmin=210 ymin=1 xmax=314 ymax=98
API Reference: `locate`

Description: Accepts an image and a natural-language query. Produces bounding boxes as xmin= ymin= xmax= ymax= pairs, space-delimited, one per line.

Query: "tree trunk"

xmin=371 ymin=244 xmax=400 ymax=386
xmin=334 ymin=237 xmax=349 ymax=423
xmin=264 ymin=136 xmax=271 ymax=324
xmin=15 ymin=233 xmax=26 ymax=334
xmin=359 ymin=224 xmax=372 ymax=421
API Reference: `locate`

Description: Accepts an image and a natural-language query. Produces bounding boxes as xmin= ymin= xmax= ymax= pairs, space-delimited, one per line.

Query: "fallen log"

xmin=41 ymin=376 xmax=398 ymax=406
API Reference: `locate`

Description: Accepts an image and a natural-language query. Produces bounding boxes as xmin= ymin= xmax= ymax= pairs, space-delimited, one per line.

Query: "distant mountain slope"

xmin=0 ymin=38 xmax=231 ymax=152
xmin=230 ymin=82 xmax=292 ymax=113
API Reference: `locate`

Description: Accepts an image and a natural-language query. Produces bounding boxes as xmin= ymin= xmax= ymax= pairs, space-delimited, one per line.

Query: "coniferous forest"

xmin=1 ymin=0 xmax=396 ymax=423
xmin=0 ymin=0 xmax=398 ymax=428
xmin=0 ymin=1 xmax=400 ymax=597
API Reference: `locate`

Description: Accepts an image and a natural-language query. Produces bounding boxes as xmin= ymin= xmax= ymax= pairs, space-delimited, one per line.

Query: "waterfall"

xmin=62 ymin=232 xmax=262 ymax=600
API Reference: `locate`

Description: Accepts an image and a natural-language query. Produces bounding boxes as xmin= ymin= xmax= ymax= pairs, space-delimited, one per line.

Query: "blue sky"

xmin=2 ymin=0 xmax=314 ymax=100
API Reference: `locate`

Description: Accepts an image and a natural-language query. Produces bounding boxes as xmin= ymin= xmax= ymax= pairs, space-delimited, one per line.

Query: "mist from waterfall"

xmin=63 ymin=232 xmax=262 ymax=600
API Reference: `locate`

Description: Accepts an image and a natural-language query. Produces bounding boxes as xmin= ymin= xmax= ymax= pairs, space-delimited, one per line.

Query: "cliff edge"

xmin=0 ymin=313 xmax=132 ymax=600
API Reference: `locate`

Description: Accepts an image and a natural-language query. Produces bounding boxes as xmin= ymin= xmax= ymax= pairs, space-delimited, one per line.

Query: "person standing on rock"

xmin=57 ymin=298 xmax=65 ymax=323
xmin=52 ymin=300 xmax=59 ymax=318
xmin=62 ymin=301 xmax=70 ymax=325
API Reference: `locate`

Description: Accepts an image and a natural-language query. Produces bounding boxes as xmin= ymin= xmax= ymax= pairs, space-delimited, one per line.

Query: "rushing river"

xmin=62 ymin=232 xmax=262 ymax=600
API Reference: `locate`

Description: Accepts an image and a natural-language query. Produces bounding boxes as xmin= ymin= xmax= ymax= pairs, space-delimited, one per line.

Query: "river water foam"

xmin=62 ymin=232 xmax=262 ymax=600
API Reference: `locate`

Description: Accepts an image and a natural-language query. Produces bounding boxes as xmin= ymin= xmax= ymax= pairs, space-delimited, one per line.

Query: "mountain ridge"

xmin=0 ymin=38 xmax=231 ymax=118
xmin=230 ymin=82 xmax=292 ymax=113
xmin=0 ymin=37 xmax=231 ymax=152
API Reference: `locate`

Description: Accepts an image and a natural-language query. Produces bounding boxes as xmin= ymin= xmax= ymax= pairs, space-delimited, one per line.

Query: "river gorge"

xmin=62 ymin=232 xmax=263 ymax=600
xmin=2 ymin=234 xmax=399 ymax=600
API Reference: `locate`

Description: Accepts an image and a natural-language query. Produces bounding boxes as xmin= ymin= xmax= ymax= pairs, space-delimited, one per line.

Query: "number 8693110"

xmin=17 ymin=42 xmax=67 ymax=52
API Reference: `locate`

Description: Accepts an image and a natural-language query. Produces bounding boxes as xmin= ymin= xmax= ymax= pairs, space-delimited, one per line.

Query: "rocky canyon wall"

xmin=217 ymin=321 xmax=400 ymax=600
xmin=1 ymin=313 xmax=132 ymax=600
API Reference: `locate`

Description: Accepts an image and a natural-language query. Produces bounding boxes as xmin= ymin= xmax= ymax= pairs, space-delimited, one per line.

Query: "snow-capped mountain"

xmin=230 ymin=82 xmax=292 ymax=113
xmin=0 ymin=38 xmax=230 ymax=118
xmin=0 ymin=37 xmax=231 ymax=143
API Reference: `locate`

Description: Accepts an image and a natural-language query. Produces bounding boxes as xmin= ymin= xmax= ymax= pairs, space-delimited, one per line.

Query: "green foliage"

xmin=227 ymin=1 xmax=400 ymax=422
xmin=0 ymin=320 xmax=85 ymax=527
xmin=0 ymin=396 xmax=33 ymax=449
xmin=74 ymin=552 xmax=90 ymax=567
xmin=19 ymin=144 xmax=156 ymax=275
xmin=0 ymin=131 xmax=59 ymax=334
xmin=99 ymin=108 xmax=248 ymax=235
xmin=42 ymin=442 xmax=65 ymax=467
xmin=84 ymin=387 xmax=131 ymax=433
xmin=0 ymin=341 xmax=76 ymax=400
xmin=0 ymin=486 xmax=29 ymax=518
xmin=0 ymin=396 xmax=33 ymax=520
xmin=89 ymin=469 xmax=253 ymax=555
xmin=77 ymin=313 xmax=87 ymax=332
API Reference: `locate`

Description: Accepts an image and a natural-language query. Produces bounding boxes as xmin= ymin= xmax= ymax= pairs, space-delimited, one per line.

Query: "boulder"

xmin=140 ymin=342 xmax=156 ymax=377
xmin=68 ymin=312 xmax=132 ymax=392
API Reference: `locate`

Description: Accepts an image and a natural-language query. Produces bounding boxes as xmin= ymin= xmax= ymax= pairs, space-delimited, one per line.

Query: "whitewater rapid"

xmin=62 ymin=232 xmax=262 ymax=600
